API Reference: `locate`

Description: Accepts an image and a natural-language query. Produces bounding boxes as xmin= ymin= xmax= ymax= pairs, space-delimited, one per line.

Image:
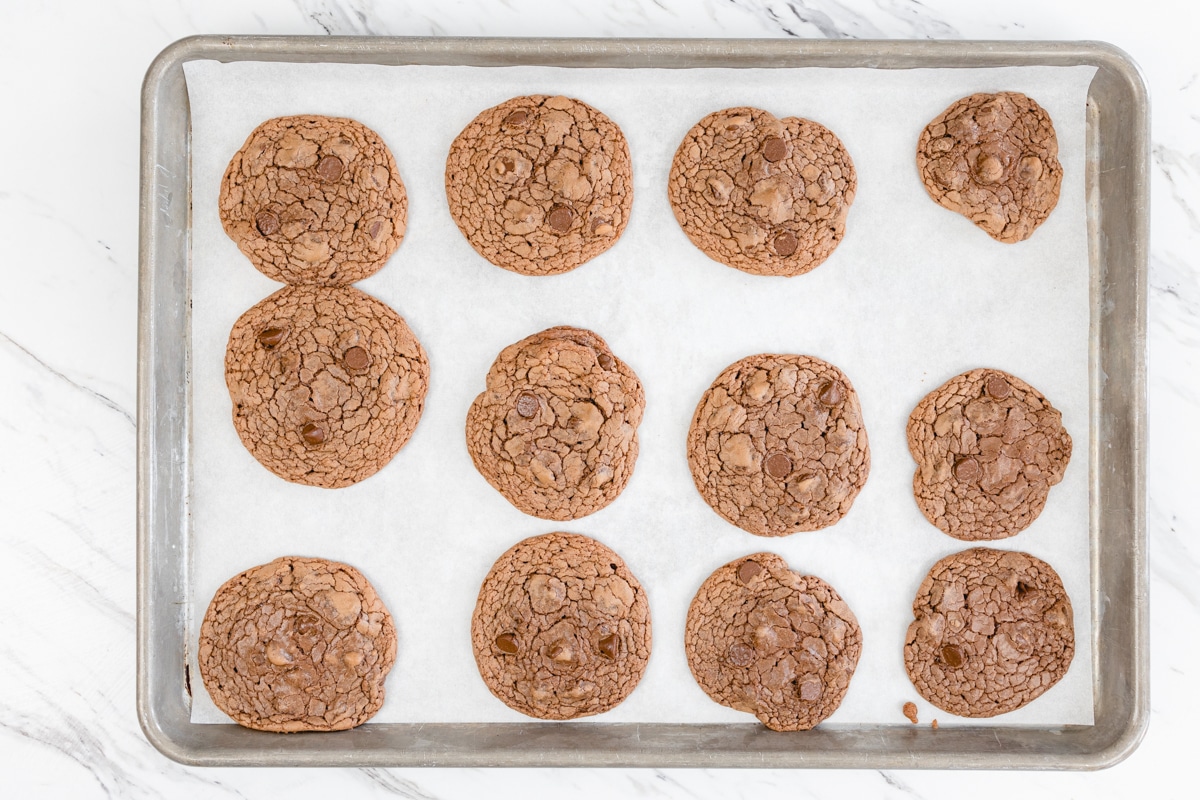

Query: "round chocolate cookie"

xmin=471 ymin=532 xmax=652 ymax=720
xmin=684 ymin=553 xmax=861 ymax=731
xmin=225 ymin=285 xmax=429 ymax=488
xmin=907 ymin=368 xmax=1071 ymax=540
xmin=916 ymin=92 xmax=1062 ymax=243
xmin=445 ymin=95 xmax=633 ymax=275
xmin=219 ymin=115 xmax=407 ymax=284
xmin=668 ymin=106 xmax=856 ymax=277
xmin=687 ymin=354 xmax=870 ymax=537
xmin=198 ymin=556 xmax=397 ymax=732
xmin=904 ymin=547 xmax=1075 ymax=718
xmin=465 ymin=326 xmax=644 ymax=520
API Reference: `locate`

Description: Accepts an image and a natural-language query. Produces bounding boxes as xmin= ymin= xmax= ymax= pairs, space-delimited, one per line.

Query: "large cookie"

xmin=668 ymin=107 xmax=856 ymax=276
xmin=219 ymin=115 xmax=407 ymax=284
xmin=904 ymin=547 xmax=1074 ymax=718
xmin=465 ymin=326 xmax=644 ymax=520
xmin=225 ymin=285 xmax=429 ymax=488
xmin=445 ymin=95 xmax=633 ymax=275
xmin=198 ymin=556 xmax=397 ymax=732
xmin=687 ymin=354 xmax=870 ymax=536
xmin=916 ymin=92 xmax=1062 ymax=243
xmin=907 ymin=368 xmax=1071 ymax=540
xmin=471 ymin=532 xmax=652 ymax=720
xmin=684 ymin=553 xmax=861 ymax=731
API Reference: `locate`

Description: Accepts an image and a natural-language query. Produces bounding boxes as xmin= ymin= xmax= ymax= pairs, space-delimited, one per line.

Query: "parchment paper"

xmin=183 ymin=60 xmax=1096 ymax=726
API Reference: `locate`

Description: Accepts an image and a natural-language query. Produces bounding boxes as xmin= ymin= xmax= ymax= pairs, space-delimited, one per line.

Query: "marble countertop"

xmin=2 ymin=0 xmax=1194 ymax=797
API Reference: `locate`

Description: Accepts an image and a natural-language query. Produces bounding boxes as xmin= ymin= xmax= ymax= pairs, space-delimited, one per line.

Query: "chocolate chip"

xmin=773 ymin=231 xmax=798 ymax=257
xmin=495 ymin=633 xmax=519 ymax=654
xmin=817 ymin=380 xmax=843 ymax=407
xmin=597 ymin=352 xmax=615 ymax=370
xmin=316 ymin=155 xmax=344 ymax=183
xmin=764 ymin=452 xmax=792 ymax=479
xmin=254 ymin=210 xmax=280 ymax=236
xmin=597 ymin=634 xmax=618 ymax=660
xmin=300 ymin=423 xmax=326 ymax=447
xmin=762 ymin=136 xmax=788 ymax=162
xmin=985 ymin=375 xmax=1012 ymax=399
xmin=547 ymin=204 xmax=575 ymax=233
xmin=954 ymin=456 xmax=982 ymax=483
xmin=940 ymin=644 xmax=965 ymax=668
xmin=737 ymin=560 xmax=763 ymax=585
xmin=503 ymin=109 xmax=530 ymax=128
xmin=343 ymin=346 xmax=370 ymax=371
xmin=515 ymin=392 xmax=540 ymax=418
xmin=256 ymin=327 xmax=286 ymax=349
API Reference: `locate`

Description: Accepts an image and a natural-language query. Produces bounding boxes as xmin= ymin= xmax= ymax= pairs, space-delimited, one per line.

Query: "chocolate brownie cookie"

xmin=198 ymin=556 xmax=397 ymax=732
xmin=225 ymin=285 xmax=429 ymax=488
xmin=684 ymin=553 xmax=861 ymax=731
xmin=907 ymin=368 xmax=1071 ymax=540
xmin=687 ymin=354 xmax=870 ymax=536
xmin=465 ymin=327 xmax=644 ymax=520
xmin=668 ymin=107 xmax=856 ymax=276
xmin=219 ymin=115 xmax=407 ymax=284
xmin=445 ymin=95 xmax=633 ymax=275
xmin=916 ymin=92 xmax=1062 ymax=243
xmin=471 ymin=532 xmax=652 ymax=720
xmin=904 ymin=547 xmax=1074 ymax=718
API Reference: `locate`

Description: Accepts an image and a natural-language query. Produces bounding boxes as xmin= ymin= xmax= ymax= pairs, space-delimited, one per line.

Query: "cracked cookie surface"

xmin=445 ymin=95 xmax=633 ymax=275
xmin=199 ymin=556 xmax=397 ymax=732
xmin=904 ymin=547 xmax=1074 ymax=718
xmin=684 ymin=553 xmax=861 ymax=731
xmin=471 ymin=532 xmax=651 ymax=720
xmin=668 ymin=107 xmax=856 ymax=276
xmin=219 ymin=115 xmax=408 ymax=284
xmin=907 ymin=368 xmax=1071 ymax=540
xmin=225 ymin=285 xmax=429 ymax=488
xmin=916 ymin=92 xmax=1062 ymax=243
xmin=465 ymin=326 xmax=644 ymax=520
xmin=687 ymin=354 xmax=870 ymax=536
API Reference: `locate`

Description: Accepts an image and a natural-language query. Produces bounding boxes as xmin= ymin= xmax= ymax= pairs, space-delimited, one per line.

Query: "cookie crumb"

xmin=903 ymin=701 xmax=919 ymax=724
xmin=931 ymin=719 xmax=939 ymax=730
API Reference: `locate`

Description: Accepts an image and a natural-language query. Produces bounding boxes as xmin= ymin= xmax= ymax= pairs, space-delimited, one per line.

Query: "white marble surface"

xmin=1 ymin=0 xmax=1194 ymax=796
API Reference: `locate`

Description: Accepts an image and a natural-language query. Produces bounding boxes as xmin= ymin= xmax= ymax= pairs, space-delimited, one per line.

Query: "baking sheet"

xmin=182 ymin=61 xmax=1096 ymax=727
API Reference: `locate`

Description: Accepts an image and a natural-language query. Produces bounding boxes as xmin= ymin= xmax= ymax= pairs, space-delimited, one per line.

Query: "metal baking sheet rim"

xmin=136 ymin=35 xmax=1148 ymax=770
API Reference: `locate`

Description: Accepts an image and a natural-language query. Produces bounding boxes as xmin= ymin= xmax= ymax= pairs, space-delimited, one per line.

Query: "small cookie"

xmin=916 ymin=92 xmax=1062 ymax=243
xmin=904 ymin=547 xmax=1075 ymax=718
xmin=907 ymin=368 xmax=1071 ymax=540
xmin=219 ymin=115 xmax=407 ymax=284
xmin=687 ymin=354 xmax=870 ymax=536
xmin=198 ymin=556 xmax=397 ymax=732
xmin=465 ymin=327 xmax=644 ymax=520
xmin=684 ymin=553 xmax=861 ymax=731
xmin=445 ymin=95 xmax=633 ymax=275
xmin=668 ymin=107 xmax=856 ymax=276
xmin=471 ymin=532 xmax=652 ymax=720
xmin=225 ymin=285 xmax=429 ymax=488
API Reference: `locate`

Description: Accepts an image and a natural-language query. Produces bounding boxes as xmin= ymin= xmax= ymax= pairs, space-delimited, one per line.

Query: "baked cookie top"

xmin=916 ymin=91 xmax=1062 ymax=243
xmin=219 ymin=115 xmax=407 ymax=284
xmin=198 ymin=556 xmax=397 ymax=732
xmin=904 ymin=547 xmax=1075 ymax=718
xmin=471 ymin=532 xmax=652 ymax=720
xmin=465 ymin=326 xmax=645 ymax=520
xmin=687 ymin=354 xmax=870 ymax=537
xmin=668 ymin=106 xmax=856 ymax=276
xmin=445 ymin=95 xmax=633 ymax=276
xmin=907 ymin=368 xmax=1071 ymax=540
xmin=225 ymin=285 xmax=429 ymax=488
xmin=684 ymin=553 xmax=861 ymax=731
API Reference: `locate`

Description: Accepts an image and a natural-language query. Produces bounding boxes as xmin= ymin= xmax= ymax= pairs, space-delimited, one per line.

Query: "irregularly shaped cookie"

xmin=684 ymin=553 xmax=861 ymax=731
xmin=471 ymin=532 xmax=652 ymax=720
xmin=198 ymin=556 xmax=397 ymax=732
xmin=668 ymin=107 xmax=856 ymax=276
xmin=916 ymin=92 xmax=1062 ymax=243
xmin=465 ymin=327 xmax=644 ymax=520
xmin=904 ymin=547 xmax=1074 ymax=718
xmin=687 ymin=354 xmax=870 ymax=536
xmin=225 ymin=285 xmax=429 ymax=488
xmin=219 ymin=115 xmax=407 ymax=284
xmin=907 ymin=368 xmax=1071 ymax=540
xmin=445 ymin=95 xmax=633 ymax=275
